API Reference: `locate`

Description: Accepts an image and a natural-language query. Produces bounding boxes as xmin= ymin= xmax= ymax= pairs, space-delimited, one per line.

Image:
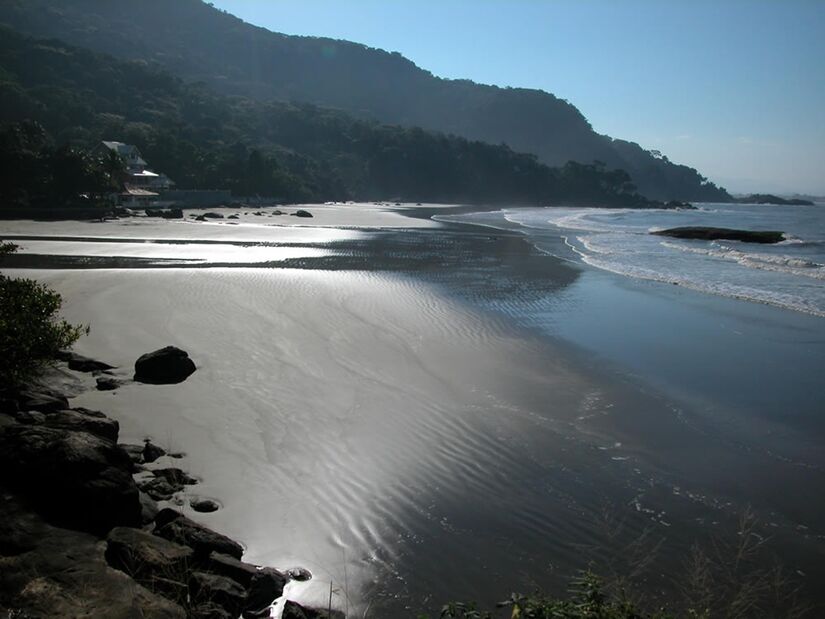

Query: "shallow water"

xmin=3 ymin=210 xmax=824 ymax=616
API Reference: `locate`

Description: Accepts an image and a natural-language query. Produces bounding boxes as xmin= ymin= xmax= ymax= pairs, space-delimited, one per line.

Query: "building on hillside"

xmin=96 ymin=141 xmax=175 ymax=207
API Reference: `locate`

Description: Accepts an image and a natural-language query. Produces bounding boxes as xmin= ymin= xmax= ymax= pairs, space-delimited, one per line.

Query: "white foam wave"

xmin=662 ymin=241 xmax=825 ymax=281
xmin=577 ymin=251 xmax=825 ymax=317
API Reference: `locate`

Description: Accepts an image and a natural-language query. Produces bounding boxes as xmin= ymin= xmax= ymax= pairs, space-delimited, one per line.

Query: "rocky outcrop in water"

xmin=652 ymin=227 xmax=784 ymax=244
xmin=134 ymin=346 xmax=197 ymax=384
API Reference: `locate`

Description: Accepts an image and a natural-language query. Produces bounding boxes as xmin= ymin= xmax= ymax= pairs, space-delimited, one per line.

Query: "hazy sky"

xmin=211 ymin=0 xmax=825 ymax=194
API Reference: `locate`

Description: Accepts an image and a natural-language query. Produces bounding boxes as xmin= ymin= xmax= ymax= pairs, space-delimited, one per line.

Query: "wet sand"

xmin=2 ymin=204 xmax=823 ymax=616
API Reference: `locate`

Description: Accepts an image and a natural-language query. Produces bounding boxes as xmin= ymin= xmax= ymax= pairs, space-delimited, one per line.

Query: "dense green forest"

xmin=0 ymin=0 xmax=731 ymax=203
xmin=0 ymin=29 xmax=653 ymax=208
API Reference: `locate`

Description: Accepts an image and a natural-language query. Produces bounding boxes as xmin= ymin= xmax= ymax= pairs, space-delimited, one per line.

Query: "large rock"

xmin=64 ymin=352 xmax=115 ymax=373
xmin=244 ymin=567 xmax=287 ymax=617
xmin=17 ymin=390 xmax=68 ymax=413
xmin=651 ymin=226 xmax=784 ymax=244
xmin=0 ymin=493 xmax=186 ymax=618
xmin=41 ymin=408 xmax=120 ymax=442
xmin=189 ymin=571 xmax=247 ymax=616
xmin=106 ymin=526 xmax=194 ymax=582
xmin=143 ymin=440 xmax=167 ymax=463
xmin=106 ymin=526 xmax=194 ymax=603
xmin=205 ymin=552 xmax=260 ymax=588
xmin=134 ymin=346 xmax=196 ymax=384
xmin=292 ymin=209 xmax=313 ymax=218
xmin=96 ymin=375 xmax=123 ymax=391
xmin=154 ymin=509 xmax=244 ymax=560
xmin=0 ymin=422 xmax=141 ymax=534
xmin=282 ymin=600 xmax=345 ymax=619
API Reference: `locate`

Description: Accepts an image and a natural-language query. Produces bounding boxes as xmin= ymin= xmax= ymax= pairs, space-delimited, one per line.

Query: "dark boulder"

xmin=106 ymin=526 xmax=194 ymax=583
xmin=652 ymin=226 xmax=784 ymax=244
xmin=292 ymin=209 xmax=313 ymax=218
xmin=18 ymin=390 xmax=69 ymax=413
xmin=191 ymin=603 xmax=233 ymax=619
xmin=96 ymin=375 xmax=122 ymax=391
xmin=191 ymin=497 xmax=220 ymax=513
xmin=65 ymin=352 xmax=115 ymax=373
xmin=202 ymin=212 xmax=224 ymax=219
xmin=1 ymin=493 xmax=186 ymax=618
xmin=155 ymin=510 xmax=244 ymax=559
xmin=243 ymin=567 xmax=287 ymax=617
xmin=205 ymin=551 xmax=259 ymax=588
xmin=42 ymin=408 xmax=120 ymax=442
xmin=287 ymin=566 xmax=312 ymax=582
xmin=0 ymin=423 xmax=141 ymax=534
xmin=134 ymin=346 xmax=196 ymax=384
xmin=228 ymin=214 xmax=240 ymax=220
xmin=153 ymin=467 xmax=198 ymax=486
xmin=143 ymin=440 xmax=166 ymax=463
xmin=160 ymin=208 xmax=184 ymax=219
xmin=189 ymin=571 xmax=247 ymax=616
xmin=140 ymin=491 xmax=160 ymax=524
xmin=282 ymin=600 xmax=345 ymax=619
xmin=195 ymin=214 xmax=207 ymax=221
xmin=120 ymin=442 xmax=145 ymax=464
xmin=138 ymin=476 xmax=180 ymax=501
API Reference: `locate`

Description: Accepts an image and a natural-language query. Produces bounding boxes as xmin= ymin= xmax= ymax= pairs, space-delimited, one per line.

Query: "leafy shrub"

xmin=0 ymin=242 xmax=85 ymax=387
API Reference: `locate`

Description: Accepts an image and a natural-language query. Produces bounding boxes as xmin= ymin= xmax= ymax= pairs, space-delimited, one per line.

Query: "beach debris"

xmin=134 ymin=346 xmax=196 ymax=384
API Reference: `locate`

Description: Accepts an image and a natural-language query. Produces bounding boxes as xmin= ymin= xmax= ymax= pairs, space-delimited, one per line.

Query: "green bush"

xmin=0 ymin=243 xmax=85 ymax=388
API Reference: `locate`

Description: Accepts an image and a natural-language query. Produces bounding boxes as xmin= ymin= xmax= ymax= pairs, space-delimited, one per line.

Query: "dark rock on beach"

xmin=0 ymin=493 xmax=186 ymax=618
xmin=652 ymin=226 xmax=785 ymax=244
xmin=134 ymin=346 xmax=196 ymax=384
xmin=143 ymin=440 xmax=167 ymax=463
xmin=96 ymin=375 xmax=122 ymax=391
xmin=191 ymin=497 xmax=220 ymax=512
xmin=202 ymin=212 xmax=225 ymax=219
xmin=153 ymin=467 xmax=198 ymax=486
xmin=41 ymin=408 xmax=120 ymax=442
xmin=282 ymin=600 xmax=345 ymax=619
xmin=18 ymin=389 xmax=69 ymax=413
xmin=244 ymin=567 xmax=287 ymax=617
xmin=293 ymin=209 xmax=313 ymax=218
xmin=106 ymin=526 xmax=194 ymax=584
xmin=64 ymin=352 xmax=115 ymax=373
xmin=155 ymin=509 xmax=244 ymax=559
xmin=120 ymin=442 xmax=146 ymax=465
xmin=0 ymin=423 xmax=141 ymax=534
xmin=160 ymin=208 xmax=184 ymax=219
xmin=189 ymin=571 xmax=247 ymax=617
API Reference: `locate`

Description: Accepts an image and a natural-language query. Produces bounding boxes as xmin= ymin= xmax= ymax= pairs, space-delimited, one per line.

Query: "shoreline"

xmin=2 ymin=204 xmax=824 ymax=616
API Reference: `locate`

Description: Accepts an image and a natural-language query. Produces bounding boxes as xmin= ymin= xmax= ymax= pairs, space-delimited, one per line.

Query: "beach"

xmin=3 ymin=203 xmax=824 ymax=616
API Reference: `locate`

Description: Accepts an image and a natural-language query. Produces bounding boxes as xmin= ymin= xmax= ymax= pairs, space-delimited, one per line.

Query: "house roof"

xmin=101 ymin=141 xmax=147 ymax=166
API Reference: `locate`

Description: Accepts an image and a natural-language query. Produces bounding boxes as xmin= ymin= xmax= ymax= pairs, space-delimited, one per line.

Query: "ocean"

xmin=440 ymin=201 xmax=825 ymax=317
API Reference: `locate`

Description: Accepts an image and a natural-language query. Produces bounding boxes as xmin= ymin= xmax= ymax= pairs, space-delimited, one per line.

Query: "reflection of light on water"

xmin=14 ymin=240 xmax=333 ymax=264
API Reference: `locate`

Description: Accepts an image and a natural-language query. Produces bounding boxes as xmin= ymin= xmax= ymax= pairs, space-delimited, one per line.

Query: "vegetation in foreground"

xmin=0 ymin=242 xmax=85 ymax=387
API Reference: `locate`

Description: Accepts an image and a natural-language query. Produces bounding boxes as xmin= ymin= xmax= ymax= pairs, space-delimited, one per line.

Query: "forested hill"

xmin=0 ymin=29 xmax=653 ymax=207
xmin=0 ymin=0 xmax=730 ymax=203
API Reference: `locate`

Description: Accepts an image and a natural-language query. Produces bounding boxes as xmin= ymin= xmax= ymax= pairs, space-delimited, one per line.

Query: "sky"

xmin=211 ymin=0 xmax=825 ymax=195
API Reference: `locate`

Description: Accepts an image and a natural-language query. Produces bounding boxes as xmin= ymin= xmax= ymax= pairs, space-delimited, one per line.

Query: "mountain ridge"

xmin=0 ymin=0 xmax=730 ymax=202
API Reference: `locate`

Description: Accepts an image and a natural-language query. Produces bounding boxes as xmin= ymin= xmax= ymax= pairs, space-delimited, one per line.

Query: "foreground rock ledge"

xmin=651 ymin=226 xmax=785 ymax=244
xmin=134 ymin=346 xmax=197 ymax=384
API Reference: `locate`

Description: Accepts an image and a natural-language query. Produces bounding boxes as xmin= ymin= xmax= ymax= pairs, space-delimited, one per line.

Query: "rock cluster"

xmin=0 ymin=351 xmax=333 ymax=618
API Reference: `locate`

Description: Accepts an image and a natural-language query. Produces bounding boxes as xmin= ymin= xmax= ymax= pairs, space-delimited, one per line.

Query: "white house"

xmin=97 ymin=141 xmax=175 ymax=207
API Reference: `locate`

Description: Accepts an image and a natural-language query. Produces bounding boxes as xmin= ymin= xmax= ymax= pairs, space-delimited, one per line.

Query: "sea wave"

xmin=661 ymin=241 xmax=825 ymax=281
